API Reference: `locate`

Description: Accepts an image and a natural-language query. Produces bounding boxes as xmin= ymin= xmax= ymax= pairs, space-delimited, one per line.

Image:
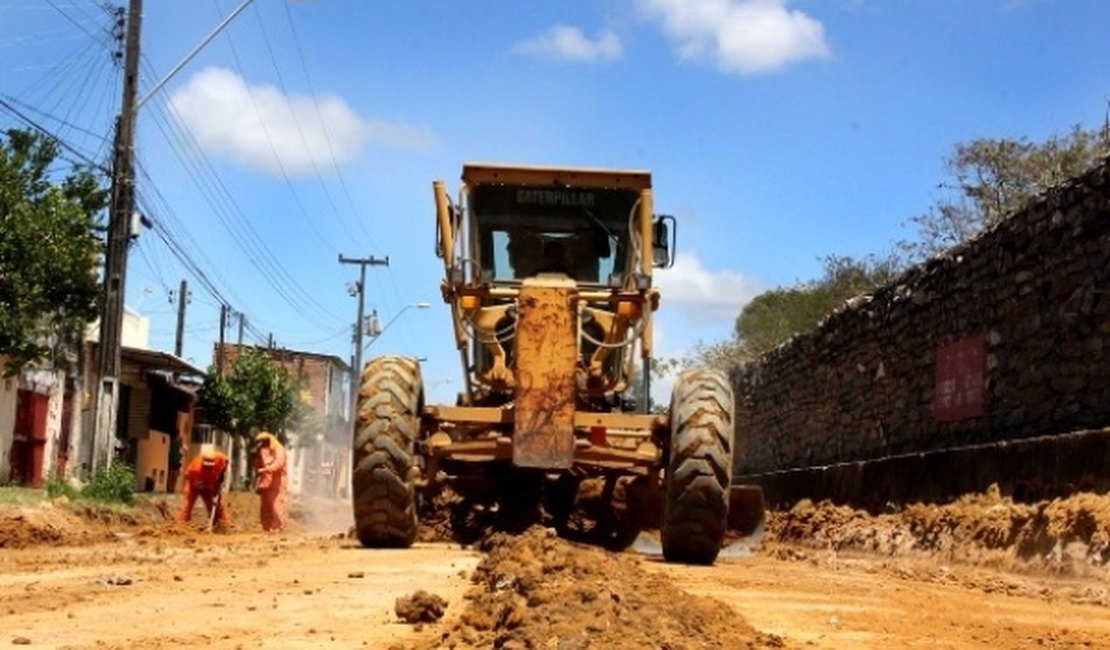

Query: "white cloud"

xmin=511 ymin=25 xmax=623 ymax=63
xmin=167 ymin=67 xmax=435 ymax=176
xmin=639 ymin=0 xmax=830 ymax=74
xmin=655 ymin=251 xmax=765 ymax=323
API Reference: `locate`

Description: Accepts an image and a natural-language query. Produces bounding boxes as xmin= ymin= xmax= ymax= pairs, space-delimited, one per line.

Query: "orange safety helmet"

xmin=254 ymin=431 xmax=277 ymax=449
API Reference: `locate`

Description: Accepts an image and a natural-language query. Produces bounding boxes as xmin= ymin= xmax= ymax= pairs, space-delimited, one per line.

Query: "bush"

xmin=45 ymin=474 xmax=80 ymax=501
xmin=82 ymin=463 xmax=136 ymax=505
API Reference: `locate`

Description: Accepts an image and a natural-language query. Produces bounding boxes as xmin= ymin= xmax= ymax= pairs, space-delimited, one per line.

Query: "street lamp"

xmin=363 ymin=302 xmax=431 ymax=352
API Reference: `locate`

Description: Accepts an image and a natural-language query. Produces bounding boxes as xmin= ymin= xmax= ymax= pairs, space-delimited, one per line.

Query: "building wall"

xmin=72 ymin=310 xmax=154 ymax=477
xmin=86 ymin=309 xmax=151 ymax=350
xmin=0 ymin=366 xmax=16 ymax=483
xmin=732 ymin=159 xmax=1110 ymax=477
xmin=136 ymin=430 xmax=171 ymax=492
xmin=16 ymin=367 xmax=65 ymax=485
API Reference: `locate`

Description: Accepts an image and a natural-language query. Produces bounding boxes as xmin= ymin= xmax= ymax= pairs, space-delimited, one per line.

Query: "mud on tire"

xmin=352 ymin=356 xmax=423 ymax=547
xmin=661 ymin=368 xmax=734 ymax=565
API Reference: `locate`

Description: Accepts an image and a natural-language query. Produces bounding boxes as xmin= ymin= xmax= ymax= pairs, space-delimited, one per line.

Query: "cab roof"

xmin=462 ymin=162 xmax=652 ymax=191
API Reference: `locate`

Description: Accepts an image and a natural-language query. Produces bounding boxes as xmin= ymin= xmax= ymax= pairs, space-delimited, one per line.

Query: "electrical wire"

xmin=142 ymin=79 xmax=344 ymax=327
xmin=276 ymin=0 xmax=380 ymax=252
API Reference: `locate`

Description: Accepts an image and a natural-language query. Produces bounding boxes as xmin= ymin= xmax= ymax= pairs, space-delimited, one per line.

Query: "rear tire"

xmin=352 ymin=356 xmax=423 ymax=547
xmin=661 ymin=368 xmax=734 ymax=565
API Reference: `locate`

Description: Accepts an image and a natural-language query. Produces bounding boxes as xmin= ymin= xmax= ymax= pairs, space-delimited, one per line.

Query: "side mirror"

xmin=652 ymin=215 xmax=676 ymax=268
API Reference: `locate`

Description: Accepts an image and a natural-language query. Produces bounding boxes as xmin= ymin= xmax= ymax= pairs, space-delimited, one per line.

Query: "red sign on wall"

xmin=933 ymin=335 xmax=986 ymax=422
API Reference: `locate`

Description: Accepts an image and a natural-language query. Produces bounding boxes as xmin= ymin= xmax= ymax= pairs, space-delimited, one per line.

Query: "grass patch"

xmin=1 ymin=464 xmax=138 ymax=508
xmin=45 ymin=475 xmax=81 ymax=500
xmin=82 ymin=463 xmax=137 ymax=505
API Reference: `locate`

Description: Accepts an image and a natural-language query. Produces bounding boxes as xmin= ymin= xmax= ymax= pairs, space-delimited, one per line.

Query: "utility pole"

xmin=217 ymin=304 xmax=228 ymax=375
xmin=339 ymin=254 xmax=389 ymax=420
xmin=92 ymin=0 xmax=142 ymax=473
xmin=173 ymin=279 xmax=189 ymax=358
xmin=237 ymin=312 xmax=245 ymax=346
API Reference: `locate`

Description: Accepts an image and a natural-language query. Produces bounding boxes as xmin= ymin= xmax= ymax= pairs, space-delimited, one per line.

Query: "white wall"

xmin=85 ymin=308 xmax=151 ymax=350
xmin=42 ymin=370 xmax=64 ymax=480
xmin=0 ymin=366 xmax=16 ymax=483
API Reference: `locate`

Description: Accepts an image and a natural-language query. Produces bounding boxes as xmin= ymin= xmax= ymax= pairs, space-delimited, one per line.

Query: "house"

xmin=0 ymin=354 xmax=72 ymax=486
xmin=216 ymin=344 xmax=351 ymax=497
xmin=0 ymin=308 xmax=203 ymax=491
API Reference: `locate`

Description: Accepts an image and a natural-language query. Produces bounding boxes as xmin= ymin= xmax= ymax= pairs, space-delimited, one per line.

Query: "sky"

xmin=2 ymin=0 xmax=1108 ymax=405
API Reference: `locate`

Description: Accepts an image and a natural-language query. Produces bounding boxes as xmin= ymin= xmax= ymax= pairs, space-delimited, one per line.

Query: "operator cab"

xmin=464 ymin=166 xmax=647 ymax=288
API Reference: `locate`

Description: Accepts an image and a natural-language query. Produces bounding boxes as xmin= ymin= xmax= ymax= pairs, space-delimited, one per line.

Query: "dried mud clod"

xmin=395 ymin=590 xmax=449 ymax=624
xmin=409 ymin=526 xmax=780 ymax=650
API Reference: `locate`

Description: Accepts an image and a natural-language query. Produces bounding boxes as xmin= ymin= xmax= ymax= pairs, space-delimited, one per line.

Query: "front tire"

xmin=352 ymin=356 xmax=423 ymax=547
xmin=661 ymin=368 xmax=734 ymax=564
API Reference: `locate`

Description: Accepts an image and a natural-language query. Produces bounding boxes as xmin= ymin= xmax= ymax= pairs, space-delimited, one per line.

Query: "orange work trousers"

xmin=179 ymin=482 xmax=229 ymax=526
xmin=259 ymin=486 xmax=286 ymax=532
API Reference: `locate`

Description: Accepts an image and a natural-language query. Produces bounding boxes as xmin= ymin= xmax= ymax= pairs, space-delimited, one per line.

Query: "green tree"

xmin=902 ymin=123 xmax=1110 ymax=260
xmin=0 ymin=129 xmax=107 ymax=374
xmin=659 ymin=253 xmax=901 ymax=376
xmin=198 ymin=347 xmax=304 ymax=441
xmin=734 ymin=253 xmax=900 ymax=358
xmin=735 ymin=253 xmax=902 ymax=355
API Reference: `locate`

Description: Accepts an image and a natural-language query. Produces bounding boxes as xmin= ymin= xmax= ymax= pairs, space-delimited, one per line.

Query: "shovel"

xmin=207 ymin=492 xmax=222 ymax=533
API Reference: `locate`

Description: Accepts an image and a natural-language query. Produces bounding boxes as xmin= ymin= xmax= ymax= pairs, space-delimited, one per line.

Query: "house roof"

xmin=121 ymin=347 xmax=205 ymax=377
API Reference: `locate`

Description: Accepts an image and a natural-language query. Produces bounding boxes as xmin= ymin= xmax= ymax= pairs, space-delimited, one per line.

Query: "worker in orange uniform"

xmin=253 ymin=431 xmax=288 ymax=532
xmin=178 ymin=443 xmax=230 ymax=528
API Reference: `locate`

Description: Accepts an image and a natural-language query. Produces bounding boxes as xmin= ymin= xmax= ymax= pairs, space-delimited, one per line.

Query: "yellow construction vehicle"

xmin=351 ymin=163 xmax=762 ymax=564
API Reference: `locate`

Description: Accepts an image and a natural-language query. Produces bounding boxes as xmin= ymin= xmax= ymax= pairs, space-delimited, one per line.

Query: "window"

xmin=472 ymin=185 xmax=636 ymax=285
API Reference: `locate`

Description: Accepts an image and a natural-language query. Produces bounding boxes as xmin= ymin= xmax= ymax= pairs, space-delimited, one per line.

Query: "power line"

xmin=44 ymin=0 xmax=107 ymax=43
xmin=0 ymin=95 xmax=107 ymax=171
xmin=272 ymin=0 xmax=380 ymax=252
xmin=141 ymin=83 xmax=342 ymax=328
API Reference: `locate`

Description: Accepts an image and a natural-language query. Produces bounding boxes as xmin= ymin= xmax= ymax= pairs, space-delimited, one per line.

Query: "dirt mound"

xmin=768 ymin=485 xmax=1110 ymax=577
xmin=409 ymin=526 xmax=782 ymax=650
xmin=0 ymin=491 xmax=353 ymax=550
xmin=0 ymin=503 xmax=107 ymax=548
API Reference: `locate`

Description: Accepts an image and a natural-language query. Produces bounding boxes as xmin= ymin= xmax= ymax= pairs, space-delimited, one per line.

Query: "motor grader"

xmin=351 ymin=163 xmax=762 ymax=564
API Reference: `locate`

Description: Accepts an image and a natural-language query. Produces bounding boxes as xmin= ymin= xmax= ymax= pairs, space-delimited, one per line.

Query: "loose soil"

xmin=407 ymin=526 xmax=781 ymax=650
xmin=766 ymin=484 xmax=1110 ymax=580
xmin=2 ymin=485 xmax=1110 ymax=648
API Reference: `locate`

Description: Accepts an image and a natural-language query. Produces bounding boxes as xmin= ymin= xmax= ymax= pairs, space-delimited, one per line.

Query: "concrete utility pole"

xmin=217 ymin=304 xmax=228 ymax=375
xmin=92 ymin=0 xmax=142 ymax=473
xmin=339 ymin=254 xmax=389 ymax=420
xmin=174 ymin=279 xmax=189 ymax=358
xmin=237 ymin=312 xmax=245 ymax=346
xmin=87 ymin=0 xmax=257 ymax=475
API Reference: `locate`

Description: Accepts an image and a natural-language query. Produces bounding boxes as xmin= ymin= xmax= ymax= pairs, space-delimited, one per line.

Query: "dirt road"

xmin=651 ymin=548 xmax=1110 ymax=649
xmin=2 ymin=489 xmax=1109 ymax=649
xmin=1 ymin=535 xmax=477 ymax=649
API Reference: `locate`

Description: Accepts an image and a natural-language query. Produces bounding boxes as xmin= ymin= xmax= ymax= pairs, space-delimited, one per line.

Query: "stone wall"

xmin=732 ymin=159 xmax=1110 ymax=477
